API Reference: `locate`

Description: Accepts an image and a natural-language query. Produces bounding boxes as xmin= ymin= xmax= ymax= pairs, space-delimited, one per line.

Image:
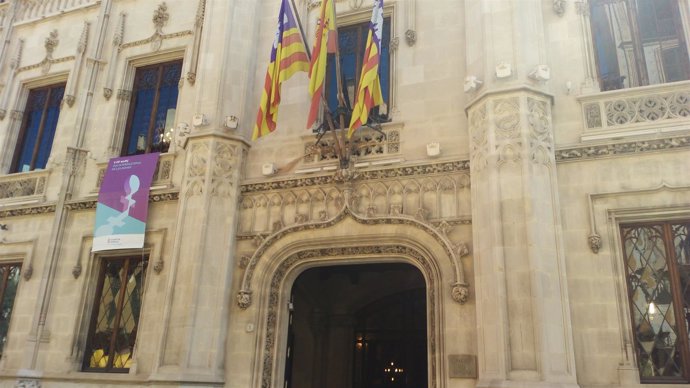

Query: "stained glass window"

xmin=0 ymin=263 xmax=21 ymax=359
xmin=123 ymin=61 xmax=182 ymax=156
xmin=12 ymin=84 xmax=65 ymax=173
xmin=83 ymin=256 xmax=148 ymax=372
xmin=326 ymin=18 xmax=391 ymax=128
xmin=589 ymin=0 xmax=690 ymax=90
xmin=621 ymin=221 xmax=690 ymax=382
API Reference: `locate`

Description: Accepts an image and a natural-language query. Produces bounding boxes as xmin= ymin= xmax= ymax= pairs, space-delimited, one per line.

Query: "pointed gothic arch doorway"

xmin=284 ymin=263 xmax=428 ymax=388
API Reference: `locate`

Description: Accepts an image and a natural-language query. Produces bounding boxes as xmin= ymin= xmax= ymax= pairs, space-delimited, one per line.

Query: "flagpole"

xmin=329 ymin=0 xmax=351 ymax=167
xmin=290 ymin=0 xmax=348 ymax=169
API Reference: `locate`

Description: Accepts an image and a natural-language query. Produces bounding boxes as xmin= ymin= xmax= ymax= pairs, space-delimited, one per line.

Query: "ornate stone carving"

xmin=185 ymin=142 xmax=209 ymax=197
xmin=575 ymin=0 xmax=589 ymax=16
xmin=389 ymin=37 xmax=399 ymax=53
xmin=211 ymin=143 xmax=237 ymax=198
xmin=238 ymin=255 xmax=251 ymax=269
xmin=304 ymin=127 xmax=400 ymax=164
xmin=153 ymin=260 xmax=164 ymax=274
xmin=556 ymin=135 xmax=690 ymax=162
xmin=527 ymin=98 xmax=553 ymax=166
xmin=175 ymin=122 xmax=191 ymax=149
xmin=405 ymin=29 xmax=417 ymax=46
xmin=22 ymin=264 xmax=33 ymax=281
xmin=588 ymin=233 xmax=602 ymax=254
xmin=103 ymin=88 xmax=113 ymax=99
xmin=494 ymin=98 xmax=520 ymax=137
xmin=584 ymin=103 xmax=602 ymax=128
xmin=237 ymin=290 xmax=252 ymax=309
xmin=15 ymin=379 xmax=40 ymax=388
xmin=72 ymin=263 xmax=82 ymax=279
xmin=41 ymin=29 xmax=59 ymax=74
xmin=553 ymin=0 xmax=566 ymax=16
xmin=469 ymin=102 xmax=488 ymax=173
xmin=451 ymin=282 xmax=470 ymax=304
xmin=455 ymin=242 xmax=470 ymax=258
xmin=153 ymin=3 xmax=169 ymax=34
xmin=117 ymin=89 xmax=131 ymax=101
xmin=0 ymin=205 xmax=56 ymax=219
xmin=0 ymin=173 xmax=48 ymax=200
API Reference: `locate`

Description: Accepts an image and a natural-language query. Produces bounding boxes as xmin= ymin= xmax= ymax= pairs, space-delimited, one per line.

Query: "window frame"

xmin=620 ymin=220 xmax=690 ymax=382
xmin=81 ymin=255 xmax=149 ymax=373
xmin=120 ymin=60 xmax=182 ymax=156
xmin=10 ymin=83 xmax=66 ymax=173
xmin=588 ymin=0 xmax=690 ymax=91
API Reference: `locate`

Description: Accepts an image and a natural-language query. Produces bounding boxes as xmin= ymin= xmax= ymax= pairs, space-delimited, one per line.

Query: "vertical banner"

xmin=92 ymin=153 xmax=160 ymax=252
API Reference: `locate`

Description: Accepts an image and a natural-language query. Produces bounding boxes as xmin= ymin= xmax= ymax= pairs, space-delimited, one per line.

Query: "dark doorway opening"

xmin=285 ymin=263 xmax=428 ymax=388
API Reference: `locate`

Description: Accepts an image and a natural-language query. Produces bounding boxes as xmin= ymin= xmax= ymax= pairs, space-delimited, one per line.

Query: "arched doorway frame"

xmin=236 ymin=206 xmax=471 ymax=388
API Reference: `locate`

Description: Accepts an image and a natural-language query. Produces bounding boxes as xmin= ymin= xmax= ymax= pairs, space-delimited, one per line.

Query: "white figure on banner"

xmin=94 ymin=175 xmax=140 ymax=237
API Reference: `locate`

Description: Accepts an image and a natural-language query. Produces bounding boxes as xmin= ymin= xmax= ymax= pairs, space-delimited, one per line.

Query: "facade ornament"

xmin=455 ymin=242 xmax=470 ymax=258
xmin=389 ymin=204 xmax=402 ymax=215
xmin=117 ymin=89 xmax=131 ymax=101
xmin=389 ymin=37 xmax=399 ymax=53
xmin=0 ymin=40 xmax=24 ymax=120
xmin=294 ymin=214 xmax=308 ymax=224
xmin=366 ymin=205 xmax=377 ymax=217
xmin=174 ymin=122 xmax=191 ymax=149
xmin=153 ymin=260 xmax=164 ymax=274
xmin=22 ymin=265 xmax=33 ymax=281
xmin=415 ymin=207 xmax=428 ymax=222
xmin=105 ymin=13 xmax=126 ymax=99
xmin=72 ymin=263 xmax=82 ymax=279
xmin=153 ymin=3 xmax=169 ymax=34
xmin=253 ymin=234 xmax=266 ymax=247
xmin=437 ymin=220 xmax=452 ymax=238
xmin=405 ymin=29 xmax=417 ymax=46
xmin=237 ymin=290 xmax=252 ymax=309
xmin=451 ymin=282 xmax=470 ymax=304
xmin=575 ymin=0 xmax=589 ymax=16
xmin=272 ymin=220 xmax=284 ymax=232
xmin=41 ymin=29 xmax=59 ymax=74
xmin=238 ymin=255 xmax=251 ymax=269
xmin=553 ymin=0 xmax=567 ymax=16
xmin=588 ymin=233 xmax=602 ymax=254
xmin=15 ymin=379 xmax=40 ymax=388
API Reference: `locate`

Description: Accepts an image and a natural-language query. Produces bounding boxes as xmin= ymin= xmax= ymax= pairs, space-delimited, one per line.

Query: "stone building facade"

xmin=0 ymin=0 xmax=688 ymax=387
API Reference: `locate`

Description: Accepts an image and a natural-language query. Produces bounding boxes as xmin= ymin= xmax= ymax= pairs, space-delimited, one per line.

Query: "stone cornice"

xmin=240 ymin=160 xmax=471 ymax=193
xmin=0 ymin=191 xmax=179 ymax=218
xmin=555 ymin=135 xmax=690 ymax=162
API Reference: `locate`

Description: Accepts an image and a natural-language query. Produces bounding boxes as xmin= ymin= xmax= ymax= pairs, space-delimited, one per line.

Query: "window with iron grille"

xmin=325 ymin=18 xmax=391 ymax=128
xmin=0 ymin=262 xmax=21 ymax=359
xmin=621 ymin=221 xmax=690 ymax=382
xmin=82 ymin=256 xmax=148 ymax=372
xmin=11 ymin=84 xmax=65 ymax=173
xmin=122 ymin=60 xmax=182 ymax=156
xmin=589 ymin=0 xmax=690 ymax=91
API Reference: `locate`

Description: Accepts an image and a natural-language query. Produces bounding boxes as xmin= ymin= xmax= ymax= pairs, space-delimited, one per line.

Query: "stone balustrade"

xmin=14 ymin=0 xmax=99 ymax=24
xmin=578 ymin=81 xmax=690 ymax=142
xmin=0 ymin=169 xmax=49 ymax=204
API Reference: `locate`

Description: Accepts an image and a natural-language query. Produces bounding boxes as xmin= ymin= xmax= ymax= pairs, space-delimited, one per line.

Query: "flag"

xmin=348 ymin=0 xmax=384 ymax=138
xmin=253 ymin=0 xmax=309 ymax=140
xmin=306 ymin=0 xmax=337 ymax=129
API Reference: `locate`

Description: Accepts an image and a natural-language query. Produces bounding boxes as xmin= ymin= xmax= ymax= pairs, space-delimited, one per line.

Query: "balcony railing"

xmin=578 ymin=81 xmax=690 ymax=142
xmin=14 ymin=0 xmax=99 ymax=24
xmin=0 ymin=169 xmax=49 ymax=205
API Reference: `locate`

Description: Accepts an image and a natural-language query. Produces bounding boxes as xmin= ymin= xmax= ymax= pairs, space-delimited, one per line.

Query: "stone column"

xmin=154 ymin=132 xmax=248 ymax=382
xmin=465 ymin=1 xmax=579 ymax=387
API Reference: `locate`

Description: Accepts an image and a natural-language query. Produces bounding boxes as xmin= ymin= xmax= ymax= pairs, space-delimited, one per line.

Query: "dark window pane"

xmin=123 ymin=61 xmax=181 ymax=155
xmin=83 ymin=256 xmax=148 ymax=372
xmin=0 ymin=263 xmax=21 ymax=359
xmin=13 ymin=85 xmax=64 ymax=172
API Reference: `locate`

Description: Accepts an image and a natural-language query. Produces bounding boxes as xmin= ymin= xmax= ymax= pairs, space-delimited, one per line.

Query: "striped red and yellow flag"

xmin=253 ymin=0 xmax=309 ymax=140
xmin=348 ymin=0 xmax=384 ymax=138
xmin=306 ymin=0 xmax=337 ymax=130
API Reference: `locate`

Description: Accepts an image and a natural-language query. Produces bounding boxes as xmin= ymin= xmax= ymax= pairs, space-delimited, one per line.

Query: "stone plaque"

xmin=448 ymin=354 xmax=477 ymax=378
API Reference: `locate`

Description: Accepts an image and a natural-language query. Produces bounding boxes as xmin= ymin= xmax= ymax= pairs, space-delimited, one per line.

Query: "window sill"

xmin=577 ymin=80 xmax=690 ymax=142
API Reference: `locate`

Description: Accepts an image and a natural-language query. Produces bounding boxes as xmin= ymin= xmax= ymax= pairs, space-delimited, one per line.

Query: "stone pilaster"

xmin=468 ymin=89 xmax=578 ymax=388
xmin=153 ymin=132 xmax=247 ymax=382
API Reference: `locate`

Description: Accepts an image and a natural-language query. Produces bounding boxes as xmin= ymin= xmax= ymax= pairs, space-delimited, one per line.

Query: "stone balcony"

xmin=0 ymin=169 xmax=49 ymax=206
xmin=578 ymin=81 xmax=690 ymax=142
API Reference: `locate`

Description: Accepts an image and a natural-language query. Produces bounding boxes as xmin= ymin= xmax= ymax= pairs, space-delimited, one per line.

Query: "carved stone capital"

xmin=405 ymin=29 xmax=417 ymax=46
xmin=451 ymin=282 xmax=470 ymax=304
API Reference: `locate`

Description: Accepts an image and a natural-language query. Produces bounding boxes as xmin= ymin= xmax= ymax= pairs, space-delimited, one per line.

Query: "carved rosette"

xmin=588 ymin=233 xmax=602 ymax=254
xmin=451 ymin=282 xmax=470 ymax=304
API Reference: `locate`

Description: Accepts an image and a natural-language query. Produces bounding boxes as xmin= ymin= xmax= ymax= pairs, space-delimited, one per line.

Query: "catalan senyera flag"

xmin=348 ymin=0 xmax=384 ymax=138
xmin=306 ymin=0 xmax=337 ymax=129
xmin=252 ymin=0 xmax=309 ymax=140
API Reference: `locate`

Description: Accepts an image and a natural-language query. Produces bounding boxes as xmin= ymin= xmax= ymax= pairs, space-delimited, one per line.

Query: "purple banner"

xmin=92 ymin=153 xmax=160 ymax=252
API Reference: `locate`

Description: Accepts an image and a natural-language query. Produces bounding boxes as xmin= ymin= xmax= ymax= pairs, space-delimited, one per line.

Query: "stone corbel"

xmin=63 ymin=22 xmax=90 ymax=107
xmin=104 ymin=12 xmax=126 ymax=100
xmin=0 ymin=39 xmax=23 ymax=120
xmin=553 ymin=0 xmax=567 ymax=16
xmin=185 ymin=0 xmax=206 ymax=85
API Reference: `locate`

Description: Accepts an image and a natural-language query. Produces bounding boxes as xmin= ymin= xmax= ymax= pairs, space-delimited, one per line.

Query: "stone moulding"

xmin=236 ymin=204 xmax=470 ymax=310
xmin=257 ymin=244 xmax=440 ymax=388
xmin=240 ymin=159 xmax=471 ymax=193
xmin=556 ymin=135 xmax=690 ymax=162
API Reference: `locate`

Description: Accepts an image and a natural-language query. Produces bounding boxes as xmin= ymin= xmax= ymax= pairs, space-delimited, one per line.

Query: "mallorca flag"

xmin=348 ymin=0 xmax=384 ymax=138
xmin=252 ymin=0 xmax=309 ymax=140
xmin=306 ymin=0 xmax=337 ymax=129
